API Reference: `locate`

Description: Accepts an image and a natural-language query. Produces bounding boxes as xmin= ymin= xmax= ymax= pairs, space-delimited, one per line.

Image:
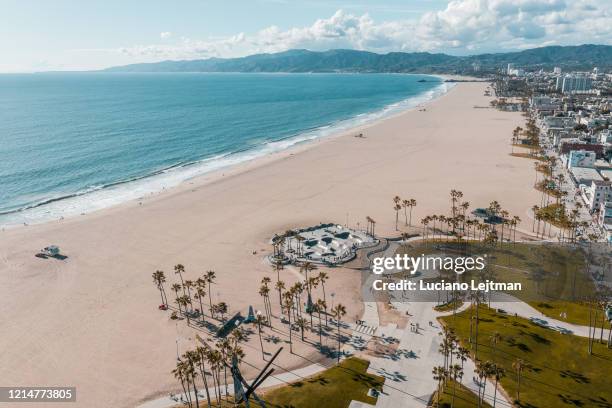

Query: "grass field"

xmin=440 ymin=306 xmax=612 ymax=408
xmin=398 ymin=241 xmax=598 ymax=325
xmin=188 ymin=357 xmax=384 ymax=408
xmin=432 ymin=379 xmax=492 ymax=408
xmin=259 ymin=357 xmax=384 ymax=408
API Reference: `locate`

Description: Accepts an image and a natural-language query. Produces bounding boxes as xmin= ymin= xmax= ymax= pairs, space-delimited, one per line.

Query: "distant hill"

xmin=104 ymin=45 xmax=612 ymax=75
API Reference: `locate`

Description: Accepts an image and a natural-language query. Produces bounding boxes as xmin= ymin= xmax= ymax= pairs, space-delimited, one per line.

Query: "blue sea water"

xmin=0 ymin=72 xmax=448 ymax=226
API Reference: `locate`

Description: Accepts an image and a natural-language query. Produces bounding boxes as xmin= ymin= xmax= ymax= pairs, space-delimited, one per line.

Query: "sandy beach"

xmin=0 ymin=82 xmax=541 ymax=408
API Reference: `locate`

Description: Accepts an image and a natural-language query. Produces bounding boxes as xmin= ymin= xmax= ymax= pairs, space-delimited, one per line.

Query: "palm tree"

xmin=204 ymin=270 xmax=216 ymax=317
xmin=315 ymin=299 xmax=326 ymax=345
xmin=475 ymin=360 xmax=493 ymax=407
xmin=259 ymin=284 xmax=271 ymax=323
xmin=177 ymin=296 xmax=192 ymax=323
xmin=318 ymin=272 xmax=329 ymax=325
xmin=394 ymin=203 xmax=402 ymax=231
xmin=171 ymin=283 xmax=182 ymax=312
xmin=432 ymin=366 xmax=445 ymax=406
xmin=300 ymin=261 xmax=317 ymax=293
xmin=152 ymin=270 xmax=168 ymax=306
xmin=255 ymin=312 xmax=266 ymax=360
xmin=184 ymin=351 xmax=200 ymax=408
xmin=184 ymin=280 xmax=194 ymax=312
xmin=282 ymin=294 xmax=294 ymax=353
xmin=296 ymin=317 xmax=307 ymax=341
xmin=174 ymin=264 xmax=187 ymax=297
xmin=512 ymin=358 xmax=530 ymax=404
xmin=490 ymin=332 xmax=502 ymax=364
xmin=408 ymin=198 xmax=417 ymax=227
xmin=402 ymin=199 xmax=410 ymax=226
xmin=194 ymin=285 xmax=206 ymax=321
xmin=450 ymin=364 xmax=463 ymax=408
xmin=332 ymin=303 xmax=347 ymax=363
xmin=275 ymin=280 xmax=285 ymax=310
xmin=491 ymin=364 xmax=505 ymax=408
xmin=455 ymin=347 xmax=468 ymax=380
xmin=172 ymin=359 xmax=192 ymax=407
xmin=195 ymin=346 xmax=212 ymax=408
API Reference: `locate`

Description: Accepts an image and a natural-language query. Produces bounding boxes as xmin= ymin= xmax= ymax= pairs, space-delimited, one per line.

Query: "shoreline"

xmin=0 ymin=75 xmax=453 ymax=230
xmin=0 ymin=81 xmax=540 ymax=408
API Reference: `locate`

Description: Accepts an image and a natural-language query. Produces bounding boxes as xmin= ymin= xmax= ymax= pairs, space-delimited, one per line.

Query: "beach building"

xmin=567 ymin=150 xmax=596 ymax=169
xmin=581 ymin=180 xmax=612 ymax=211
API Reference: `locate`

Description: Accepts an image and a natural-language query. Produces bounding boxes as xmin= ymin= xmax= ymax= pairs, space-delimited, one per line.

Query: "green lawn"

xmin=433 ymin=379 xmax=492 ymax=408
xmin=259 ymin=357 xmax=384 ymax=408
xmin=440 ymin=306 xmax=612 ymax=408
xmin=398 ymin=241 xmax=598 ymax=325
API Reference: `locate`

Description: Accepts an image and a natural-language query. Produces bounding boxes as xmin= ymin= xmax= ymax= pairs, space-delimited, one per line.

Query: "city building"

xmin=567 ymin=150 xmax=597 ymax=169
xmin=558 ymin=74 xmax=593 ymax=94
xmin=581 ymin=180 xmax=612 ymax=211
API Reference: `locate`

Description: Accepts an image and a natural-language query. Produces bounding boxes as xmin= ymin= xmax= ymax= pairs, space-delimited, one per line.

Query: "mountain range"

xmin=104 ymin=44 xmax=612 ymax=75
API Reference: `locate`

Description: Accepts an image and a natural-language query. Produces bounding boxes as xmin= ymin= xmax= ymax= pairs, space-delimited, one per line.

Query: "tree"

xmin=402 ymin=199 xmax=410 ymax=226
xmin=432 ymin=366 xmax=446 ymax=406
xmin=174 ymin=264 xmax=187 ymax=297
xmin=408 ymin=198 xmax=417 ymax=227
xmin=315 ymin=299 xmax=327 ymax=345
xmin=475 ymin=360 xmax=493 ymax=407
xmin=255 ymin=312 xmax=266 ymax=360
xmin=300 ymin=262 xmax=317 ymax=293
xmin=318 ymin=272 xmax=329 ymax=326
xmin=172 ymin=359 xmax=192 ymax=407
xmin=490 ymin=332 xmax=502 ymax=364
xmin=512 ymin=358 xmax=531 ymax=404
xmin=195 ymin=346 xmax=212 ymax=408
xmin=332 ymin=304 xmax=347 ymax=363
xmin=194 ymin=278 xmax=207 ymax=321
xmin=296 ymin=317 xmax=307 ymax=341
xmin=275 ymin=280 xmax=285 ymax=310
xmin=450 ymin=364 xmax=463 ymax=408
xmin=259 ymin=284 xmax=272 ymax=323
xmin=492 ymin=364 xmax=505 ymax=408
xmin=214 ymin=302 xmax=228 ymax=321
xmin=282 ymin=294 xmax=294 ymax=353
xmin=455 ymin=347 xmax=469 ymax=380
xmin=171 ymin=283 xmax=182 ymax=312
xmin=204 ymin=270 xmax=216 ymax=317
xmin=152 ymin=270 xmax=168 ymax=306
xmin=177 ymin=296 xmax=192 ymax=324
xmin=184 ymin=351 xmax=200 ymax=408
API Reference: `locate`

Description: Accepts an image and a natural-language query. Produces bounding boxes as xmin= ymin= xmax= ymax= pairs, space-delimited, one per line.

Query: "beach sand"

xmin=0 ymin=82 xmax=540 ymax=408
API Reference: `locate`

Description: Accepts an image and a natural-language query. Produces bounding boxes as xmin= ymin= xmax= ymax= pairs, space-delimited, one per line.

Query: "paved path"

xmin=351 ymin=242 xmax=513 ymax=408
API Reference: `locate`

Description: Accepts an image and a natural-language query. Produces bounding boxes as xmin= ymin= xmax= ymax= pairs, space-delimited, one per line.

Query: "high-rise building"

xmin=553 ymin=67 xmax=562 ymax=75
xmin=560 ymin=74 xmax=592 ymax=94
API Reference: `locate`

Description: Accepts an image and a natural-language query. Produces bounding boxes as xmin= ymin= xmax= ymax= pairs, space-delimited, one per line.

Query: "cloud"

xmin=160 ymin=31 xmax=172 ymax=39
xmin=111 ymin=0 xmax=611 ymax=62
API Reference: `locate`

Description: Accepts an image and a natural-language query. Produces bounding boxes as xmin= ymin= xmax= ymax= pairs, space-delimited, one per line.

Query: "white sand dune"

xmin=0 ymin=82 xmax=540 ymax=408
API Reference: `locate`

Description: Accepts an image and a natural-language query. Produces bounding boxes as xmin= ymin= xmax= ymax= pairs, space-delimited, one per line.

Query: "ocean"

xmin=0 ymin=72 xmax=449 ymax=226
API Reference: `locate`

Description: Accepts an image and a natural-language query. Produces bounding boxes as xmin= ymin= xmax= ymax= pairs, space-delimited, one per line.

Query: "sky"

xmin=1 ymin=0 xmax=611 ymax=72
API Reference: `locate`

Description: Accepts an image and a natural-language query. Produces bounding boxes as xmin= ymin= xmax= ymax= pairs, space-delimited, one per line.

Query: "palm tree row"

xmin=152 ymin=266 xmax=222 ymax=326
xmin=415 ymin=191 xmax=521 ymax=246
xmin=172 ymin=328 xmax=246 ymax=408
xmin=393 ymin=195 xmax=418 ymax=230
